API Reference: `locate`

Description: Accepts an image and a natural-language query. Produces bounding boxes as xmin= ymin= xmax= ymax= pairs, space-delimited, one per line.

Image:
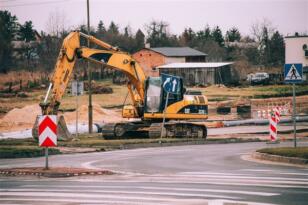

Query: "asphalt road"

xmin=1 ymin=141 xmax=308 ymax=205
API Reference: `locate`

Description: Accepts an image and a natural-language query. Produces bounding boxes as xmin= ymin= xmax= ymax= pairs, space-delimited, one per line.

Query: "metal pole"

xmin=293 ymin=83 xmax=297 ymax=148
xmin=76 ymin=81 xmax=79 ymax=138
xmin=160 ymin=92 xmax=170 ymax=139
xmin=87 ymin=0 xmax=93 ymax=133
xmin=45 ymin=147 xmax=49 ymax=169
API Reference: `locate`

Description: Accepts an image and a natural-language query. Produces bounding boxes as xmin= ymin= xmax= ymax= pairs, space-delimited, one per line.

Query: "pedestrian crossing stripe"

xmin=285 ymin=64 xmax=302 ymax=80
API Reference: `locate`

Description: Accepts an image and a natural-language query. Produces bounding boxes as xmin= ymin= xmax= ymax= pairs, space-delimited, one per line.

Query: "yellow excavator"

xmin=35 ymin=31 xmax=209 ymax=139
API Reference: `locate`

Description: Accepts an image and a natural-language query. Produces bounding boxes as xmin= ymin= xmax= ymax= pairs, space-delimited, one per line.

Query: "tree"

xmin=135 ymin=29 xmax=145 ymax=51
xmin=145 ymin=20 xmax=179 ymax=47
xmin=108 ymin=21 xmax=119 ymax=35
xmin=269 ymin=31 xmax=284 ymax=66
xmin=0 ymin=10 xmax=19 ymax=73
xmin=196 ymin=26 xmax=212 ymax=42
xmin=211 ymin=26 xmax=224 ymax=47
xmin=46 ymin=10 xmax=68 ymax=37
xmin=251 ymin=18 xmax=275 ymax=43
xmin=180 ymin=27 xmax=195 ymax=46
xmin=226 ymin=27 xmax=241 ymax=42
xmin=19 ymin=21 xmax=35 ymax=42
xmin=260 ymin=26 xmax=271 ymax=66
xmin=37 ymin=33 xmax=61 ymax=71
xmin=97 ymin=20 xmax=106 ymax=34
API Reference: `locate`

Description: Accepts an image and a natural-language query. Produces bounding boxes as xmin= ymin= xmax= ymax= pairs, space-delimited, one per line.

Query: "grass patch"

xmin=254 ymin=85 xmax=308 ymax=98
xmin=257 ymin=147 xmax=308 ymax=159
xmin=0 ymin=146 xmax=61 ymax=158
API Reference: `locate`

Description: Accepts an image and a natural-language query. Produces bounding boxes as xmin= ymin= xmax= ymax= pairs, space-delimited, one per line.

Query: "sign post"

xmin=38 ymin=115 xmax=57 ymax=169
xmin=284 ymin=63 xmax=303 ymax=148
xmin=292 ymin=84 xmax=297 ymax=147
xmin=72 ymin=81 xmax=84 ymax=138
xmin=160 ymin=74 xmax=181 ymax=139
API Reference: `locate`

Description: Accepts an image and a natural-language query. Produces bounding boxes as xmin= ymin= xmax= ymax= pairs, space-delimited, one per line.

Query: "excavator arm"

xmin=41 ymin=31 xmax=146 ymax=117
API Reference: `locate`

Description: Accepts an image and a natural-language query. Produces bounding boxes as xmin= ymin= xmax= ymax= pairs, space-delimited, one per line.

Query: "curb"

xmin=252 ymin=152 xmax=308 ymax=165
xmin=0 ymin=169 xmax=113 ymax=178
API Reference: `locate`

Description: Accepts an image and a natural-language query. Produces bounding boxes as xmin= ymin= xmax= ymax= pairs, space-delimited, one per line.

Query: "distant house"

xmin=157 ymin=62 xmax=237 ymax=86
xmin=133 ymin=47 xmax=207 ymax=77
xmin=12 ymin=30 xmax=42 ymax=60
xmin=285 ymin=35 xmax=308 ymax=82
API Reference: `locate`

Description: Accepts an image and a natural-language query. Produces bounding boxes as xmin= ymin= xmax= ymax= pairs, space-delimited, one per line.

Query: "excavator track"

xmin=149 ymin=122 xmax=207 ymax=139
xmin=101 ymin=121 xmax=149 ymax=139
xmin=102 ymin=121 xmax=207 ymax=139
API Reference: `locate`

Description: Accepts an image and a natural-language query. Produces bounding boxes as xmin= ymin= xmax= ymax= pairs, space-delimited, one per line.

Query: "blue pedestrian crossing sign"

xmin=284 ymin=64 xmax=303 ymax=83
xmin=161 ymin=73 xmax=181 ymax=94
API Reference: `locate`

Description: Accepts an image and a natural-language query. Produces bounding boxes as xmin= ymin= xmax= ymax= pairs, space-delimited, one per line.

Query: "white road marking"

xmin=168 ymin=174 xmax=308 ymax=182
xmin=0 ymin=198 xmax=276 ymax=205
xmin=19 ymin=185 xmax=280 ymax=196
xmin=180 ymin=172 xmax=253 ymax=176
xmin=81 ymin=160 xmax=102 ymax=170
xmin=0 ymin=198 xmax=164 ymax=205
xmin=240 ymin=169 xmax=273 ymax=172
xmin=80 ymin=179 xmax=307 ymax=188
xmin=0 ymin=190 xmax=240 ymax=200
xmin=279 ymin=172 xmax=308 ymax=176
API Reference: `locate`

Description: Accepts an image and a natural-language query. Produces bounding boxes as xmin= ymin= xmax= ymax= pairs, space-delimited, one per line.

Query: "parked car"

xmin=247 ymin=72 xmax=270 ymax=85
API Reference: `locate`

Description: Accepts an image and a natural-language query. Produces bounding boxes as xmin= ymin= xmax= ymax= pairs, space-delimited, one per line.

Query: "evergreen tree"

xmin=108 ymin=21 xmax=119 ymax=35
xmin=180 ymin=27 xmax=195 ymax=46
xmin=19 ymin=21 xmax=35 ymax=42
xmin=211 ymin=26 xmax=224 ymax=46
xmin=196 ymin=26 xmax=212 ymax=41
xmin=260 ymin=26 xmax=270 ymax=66
xmin=0 ymin=10 xmax=19 ymax=73
xmin=269 ymin=31 xmax=284 ymax=66
xmin=226 ymin=27 xmax=241 ymax=42
xmin=135 ymin=29 xmax=145 ymax=51
xmin=97 ymin=20 xmax=106 ymax=34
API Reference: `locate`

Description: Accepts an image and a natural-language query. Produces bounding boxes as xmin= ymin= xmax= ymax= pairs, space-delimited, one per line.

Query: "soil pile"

xmin=0 ymin=103 xmax=124 ymax=132
xmin=63 ymin=103 xmax=123 ymax=124
xmin=0 ymin=104 xmax=41 ymax=132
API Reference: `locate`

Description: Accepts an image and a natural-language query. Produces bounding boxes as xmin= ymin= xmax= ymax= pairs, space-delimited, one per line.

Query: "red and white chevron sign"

xmin=38 ymin=115 xmax=57 ymax=147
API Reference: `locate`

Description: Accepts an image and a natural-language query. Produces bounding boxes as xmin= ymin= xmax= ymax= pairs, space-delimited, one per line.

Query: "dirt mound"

xmin=63 ymin=103 xmax=123 ymax=124
xmin=0 ymin=104 xmax=41 ymax=132
xmin=0 ymin=103 xmax=124 ymax=132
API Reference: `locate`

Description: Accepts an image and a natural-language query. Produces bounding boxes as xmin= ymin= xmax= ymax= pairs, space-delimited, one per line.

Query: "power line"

xmin=2 ymin=0 xmax=71 ymax=8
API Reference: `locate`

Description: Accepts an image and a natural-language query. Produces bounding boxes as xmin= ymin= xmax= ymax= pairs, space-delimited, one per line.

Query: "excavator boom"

xmin=41 ymin=31 xmax=146 ymax=116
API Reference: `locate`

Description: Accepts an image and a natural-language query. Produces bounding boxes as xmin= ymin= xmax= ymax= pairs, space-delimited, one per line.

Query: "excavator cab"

xmin=144 ymin=76 xmax=184 ymax=113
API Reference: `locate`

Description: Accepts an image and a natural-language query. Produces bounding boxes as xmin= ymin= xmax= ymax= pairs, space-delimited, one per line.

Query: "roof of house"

xmin=148 ymin=47 xmax=207 ymax=57
xmin=157 ymin=62 xmax=233 ymax=69
xmin=285 ymin=35 xmax=308 ymax=39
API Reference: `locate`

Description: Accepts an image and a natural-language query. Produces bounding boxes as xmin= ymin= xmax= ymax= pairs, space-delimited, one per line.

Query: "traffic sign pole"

xmin=293 ymin=83 xmax=297 ymax=148
xmin=160 ymin=92 xmax=170 ymax=139
xmin=284 ymin=63 xmax=302 ymax=148
xmin=45 ymin=147 xmax=49 ymax=169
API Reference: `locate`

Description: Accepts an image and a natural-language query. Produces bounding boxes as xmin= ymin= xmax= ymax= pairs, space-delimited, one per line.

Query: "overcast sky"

xmin=2 ymin=0 xmax=308 ymax=37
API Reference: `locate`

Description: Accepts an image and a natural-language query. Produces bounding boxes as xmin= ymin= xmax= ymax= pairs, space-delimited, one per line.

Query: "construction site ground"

xmin=1 ymin=79 xmax=308 ymax=133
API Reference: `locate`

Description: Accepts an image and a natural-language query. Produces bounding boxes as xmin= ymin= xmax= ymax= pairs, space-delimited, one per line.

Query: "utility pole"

xmin=87 ymin=0 xmax=93 ymax=133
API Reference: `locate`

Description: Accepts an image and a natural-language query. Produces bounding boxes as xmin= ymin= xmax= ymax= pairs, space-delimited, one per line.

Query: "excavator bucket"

xmin=32 ymin=115 xmax=72 ymax=141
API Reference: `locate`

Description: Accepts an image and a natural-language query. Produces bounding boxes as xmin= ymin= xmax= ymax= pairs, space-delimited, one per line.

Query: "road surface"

xmin=1 ymin=141 xmax=308 ymax=204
